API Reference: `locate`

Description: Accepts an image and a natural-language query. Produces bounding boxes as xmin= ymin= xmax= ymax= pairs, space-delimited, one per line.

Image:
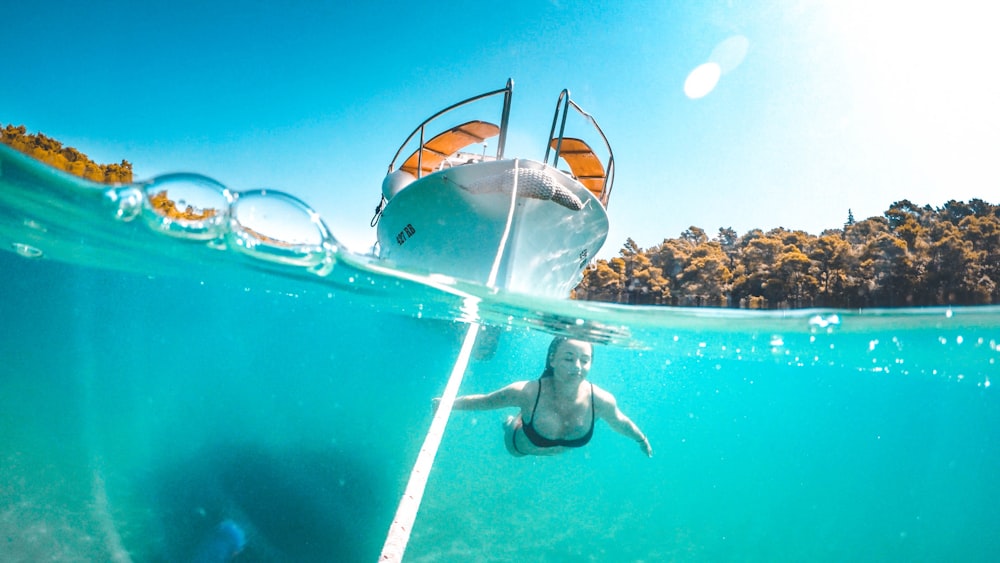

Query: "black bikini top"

xmin=521 ymin=377 xmax=595 ymax=448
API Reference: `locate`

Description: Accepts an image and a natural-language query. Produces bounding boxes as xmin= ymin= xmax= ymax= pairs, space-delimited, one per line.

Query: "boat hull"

xmin=376 ymin=159 xmax=608 ymax=297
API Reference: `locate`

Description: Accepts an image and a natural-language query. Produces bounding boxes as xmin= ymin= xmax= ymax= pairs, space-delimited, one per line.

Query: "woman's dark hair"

xmin=541 ymin=337 xmax=594 ymax=377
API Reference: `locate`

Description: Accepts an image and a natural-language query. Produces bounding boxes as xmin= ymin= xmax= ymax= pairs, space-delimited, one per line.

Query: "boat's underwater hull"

xmin=376 ymin=159 xmax=608 ymax=298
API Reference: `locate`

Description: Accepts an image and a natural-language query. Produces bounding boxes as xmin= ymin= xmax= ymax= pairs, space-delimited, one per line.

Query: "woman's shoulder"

xmin=590 ymin=383 xmax=619 ymax=408
xmin=590 ymin=382 xmax=613 ymax=395
xmin=496 ymin=379 xmax=536 ymax=409
xmin=500 ymin=379 xmax=536 ymax=395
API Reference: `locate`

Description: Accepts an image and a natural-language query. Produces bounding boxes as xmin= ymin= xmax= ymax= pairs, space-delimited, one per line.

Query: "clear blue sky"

xmin=4 ymin=0 xmax=997 ymax=258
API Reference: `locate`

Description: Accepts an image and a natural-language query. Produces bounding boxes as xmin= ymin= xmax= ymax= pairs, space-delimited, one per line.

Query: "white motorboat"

xmin=371 ymin=79 xmax=615 ymax=298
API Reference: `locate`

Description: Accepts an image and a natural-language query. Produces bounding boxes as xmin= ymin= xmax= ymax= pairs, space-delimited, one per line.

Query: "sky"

xmin=3 ymin=0 xmax=998 ymax=258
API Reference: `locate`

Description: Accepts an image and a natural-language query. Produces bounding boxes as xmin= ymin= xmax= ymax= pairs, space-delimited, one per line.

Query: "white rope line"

xmin=378 ymin=322 xmax=480 ymax=562
xmin=379 ymin=161 xmax=521 ymax=562
xmin=485 ymin=159 xmax=521 ymax=288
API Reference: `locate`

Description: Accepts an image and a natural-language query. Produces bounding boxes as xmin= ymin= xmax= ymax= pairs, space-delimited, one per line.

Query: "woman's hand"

xmin=638 ymin=437 xmax=653 ymax=458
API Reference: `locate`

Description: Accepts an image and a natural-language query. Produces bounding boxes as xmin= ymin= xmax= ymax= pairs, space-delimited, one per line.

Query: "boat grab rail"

xmin=543 ymin=89 xmax=616 ymax=207
xmin=387 ymin=79 xmax=513 ymax=178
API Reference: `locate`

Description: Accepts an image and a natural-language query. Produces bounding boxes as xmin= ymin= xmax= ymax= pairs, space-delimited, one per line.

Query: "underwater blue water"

xmin=1 ymin=146 xmax=998 ymax=561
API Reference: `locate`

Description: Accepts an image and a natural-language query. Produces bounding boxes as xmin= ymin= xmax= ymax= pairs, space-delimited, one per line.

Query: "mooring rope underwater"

xmin=378 ymin=322 xmax=480 ymax=562
xmin=379 ymin=161 xmax=521 ymax=562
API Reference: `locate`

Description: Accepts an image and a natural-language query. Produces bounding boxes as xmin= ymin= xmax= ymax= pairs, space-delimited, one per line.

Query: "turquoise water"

xmin=1 ymin=147 xmax=998 ymax=561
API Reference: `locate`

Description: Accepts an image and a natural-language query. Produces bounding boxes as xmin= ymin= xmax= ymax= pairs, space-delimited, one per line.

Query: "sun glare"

xmin=824 ymin=0 xmax=1000 ymax=188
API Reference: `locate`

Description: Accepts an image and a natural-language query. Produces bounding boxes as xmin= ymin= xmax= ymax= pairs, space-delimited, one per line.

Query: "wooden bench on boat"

xmin=400 ymin=120 xmax=500 ymax=178
xmin=549 ymin=137 xmax=608 ymax=206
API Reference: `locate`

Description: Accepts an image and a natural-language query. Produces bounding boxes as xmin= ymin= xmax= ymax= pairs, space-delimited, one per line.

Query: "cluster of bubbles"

xmin=105 ymin=173 xmax=339 ymax=275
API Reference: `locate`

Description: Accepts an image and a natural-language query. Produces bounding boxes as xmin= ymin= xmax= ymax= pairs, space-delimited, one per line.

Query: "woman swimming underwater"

xmin=448 ymin=337 xmax=652 ymax=458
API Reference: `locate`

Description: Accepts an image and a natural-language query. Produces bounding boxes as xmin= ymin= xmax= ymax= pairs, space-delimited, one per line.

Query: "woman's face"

xmin=549 ymin=339 xmax=593 ymax=382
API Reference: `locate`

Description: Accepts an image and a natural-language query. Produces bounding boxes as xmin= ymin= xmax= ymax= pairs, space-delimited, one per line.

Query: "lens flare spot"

xmin=709 ymin=35 xmax=750 ymax=73
xmin=684 ymin=63 xmax=721 ymax=99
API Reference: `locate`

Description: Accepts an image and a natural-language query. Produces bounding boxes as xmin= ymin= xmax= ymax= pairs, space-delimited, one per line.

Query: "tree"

xmin=732 ymin=232 xmax=784 ymax=307
xmin=845 ymin=216 xmax=889 ymax=247
xmin=716 ymin=227 xmax=739 ymax=267
xmin=680 ymin=226 xmax=708 ymax=245
xmin=924 ymin=221 xmax=982 ymax=304
xmin=677 ymin=241 xmax=732 ymax=306
xmin=863 ymin=233 xmax=917 ymax=306
xmin=959 ymin=214 xmax=1000 ymax=303
xmin=938 ymin=200 xmax=974 ymax=224
xmin=885 ymin=199 xmax=924 ymax=230
xmin=646 ymin=237 xmax=690 ymax=305
xmin=809 ymin=234 xmax=855 ymax=307
xmin=576 ymin=256 xmax=628 ymax=302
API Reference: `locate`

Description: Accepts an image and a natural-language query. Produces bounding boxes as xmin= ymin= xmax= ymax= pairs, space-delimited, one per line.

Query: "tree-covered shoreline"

xmin=2 ymin=124 xmax=132 ymax=184
xmin=574 ymin=200 xmax=1000 ymax=308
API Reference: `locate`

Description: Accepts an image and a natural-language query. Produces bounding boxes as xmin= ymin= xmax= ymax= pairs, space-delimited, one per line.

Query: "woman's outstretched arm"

xmin=594 ymin=386 xmax=653 ymax=457
xmin=441 ymin=381 xmax=529 ymax=411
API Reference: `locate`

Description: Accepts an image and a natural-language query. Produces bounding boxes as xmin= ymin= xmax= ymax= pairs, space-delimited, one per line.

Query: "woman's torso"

xmin=516 ymin=377 xmax=595 ymax=451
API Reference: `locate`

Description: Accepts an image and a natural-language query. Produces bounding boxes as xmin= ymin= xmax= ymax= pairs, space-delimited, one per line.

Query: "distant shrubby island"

xmin=5 ymin=125 xmax=995 ymax=308
xmin=574 ymin=202 xmax=1000 ymax=308
xmin=2 ymin=124 xmax=132 ymax=184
